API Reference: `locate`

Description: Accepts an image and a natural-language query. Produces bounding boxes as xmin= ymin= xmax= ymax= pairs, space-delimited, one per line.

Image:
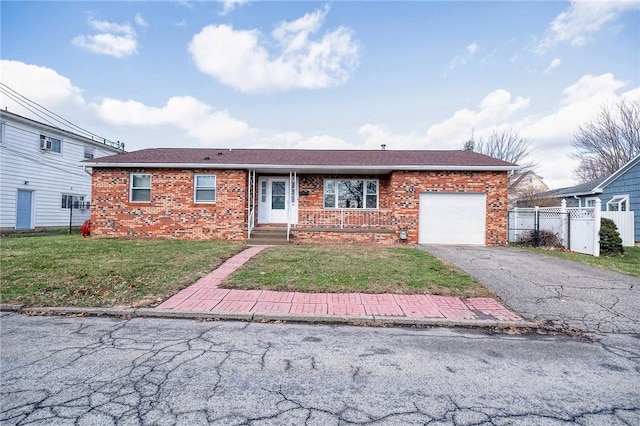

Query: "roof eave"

xmin=82 ymin=162 xmax=516 ymax=172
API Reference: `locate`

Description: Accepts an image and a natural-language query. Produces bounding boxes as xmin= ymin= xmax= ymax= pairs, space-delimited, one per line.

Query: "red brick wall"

xmin=92 ymin=169 xmax=508 ymax=245
xmin=91 ymin=168 xmax=247 ymax=240
xmin=389 ymin=170 xmax=508 ymax=245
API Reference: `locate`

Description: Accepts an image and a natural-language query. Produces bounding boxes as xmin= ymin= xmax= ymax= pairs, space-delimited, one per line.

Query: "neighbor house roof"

xmin=84 ymin=148 xmax=517 ymax=173
xmin=544 ymin=154 xmax=640 ymax=198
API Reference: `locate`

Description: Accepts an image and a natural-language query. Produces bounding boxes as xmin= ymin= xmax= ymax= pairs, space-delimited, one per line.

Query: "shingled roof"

xmin=85 ymin=148 xmax=516 ymax=172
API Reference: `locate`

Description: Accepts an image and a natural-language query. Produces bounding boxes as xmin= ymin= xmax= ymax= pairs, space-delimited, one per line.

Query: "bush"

xmin=600 ymin=218 xmax=624 ymax=256
xmin=518 ymin=230 xmax=563 ymax=248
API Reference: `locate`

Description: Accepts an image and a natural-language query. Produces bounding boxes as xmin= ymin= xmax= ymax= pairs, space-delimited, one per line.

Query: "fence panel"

xmin=567 ymin=207 xmax=598 ymax=256
xmin=601 ymin=211 xmax=635 ymax=247
xmin=508 ymin=202 xmax=601 ymax=256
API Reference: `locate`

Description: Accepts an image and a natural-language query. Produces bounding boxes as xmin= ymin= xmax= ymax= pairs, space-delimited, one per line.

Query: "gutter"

xmin=81 ymin=162 xmax=518 ymax=172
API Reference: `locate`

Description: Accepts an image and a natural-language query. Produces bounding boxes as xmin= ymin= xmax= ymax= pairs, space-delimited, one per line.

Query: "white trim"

xmin=82 ymin=162 xmax=516 ymax=172
xmin=585 ymin=197 xmax=599 ymax=208
xmin=193 ymin=174 xmax=216 ymax=203
xmin=606 ymin=194 xmax=629 ymax=212
xmin=130 ymin=173 xmax=151 ymax=203
xmin=323 ymin=178 xmax=379 ymax=210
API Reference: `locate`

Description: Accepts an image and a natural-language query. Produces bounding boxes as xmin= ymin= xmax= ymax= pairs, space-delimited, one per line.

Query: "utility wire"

xmin=0 ymin=83 xmax=123 ymax=150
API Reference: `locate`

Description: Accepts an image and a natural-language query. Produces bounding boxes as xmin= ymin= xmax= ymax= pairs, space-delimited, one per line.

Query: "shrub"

xmin=518 ymin=230 xmax=563 ymax=248
xmin=600 ymin=218 xmax=624 ymax=256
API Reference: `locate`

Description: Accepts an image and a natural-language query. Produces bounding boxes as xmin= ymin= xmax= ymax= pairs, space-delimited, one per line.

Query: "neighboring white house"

xmin=0 ymin=110 xmax=124 ymax=231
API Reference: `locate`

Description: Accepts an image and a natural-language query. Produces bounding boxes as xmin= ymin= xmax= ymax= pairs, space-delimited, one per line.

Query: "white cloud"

xmin=219 ymin=0 xmax=249 ymax=16
xmin=189 ymin=6 xmax=360 ymax=93
xmin=536 ymin=0 xmax=639 ymax=54
xmin=0 ymin=60 xmax=86 ymax=113
xmin=95 ymin=96 xmax=254 ymax=145
xmin=543 ymin=58 xmax=561 ymax=75
xmin=135 ymin=13 xmax=148 ymax=28
xmin=72 ymin=16 xmax=138 ymax=58
xmin=425 ymin=89 xmax=530 ymax=147
xmin=174 ymin=20 xmax=187 ymax=28
xmin=448 ymin=42 xmax=480 ymax=71
xmin=358 ymin=124 xmax=425 ymax=150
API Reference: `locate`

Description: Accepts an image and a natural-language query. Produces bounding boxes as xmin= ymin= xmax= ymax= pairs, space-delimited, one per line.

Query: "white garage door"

xmin=419 ymin=193 xmax=486 ymax=245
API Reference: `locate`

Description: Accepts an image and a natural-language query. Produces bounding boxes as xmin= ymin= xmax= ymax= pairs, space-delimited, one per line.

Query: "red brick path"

xmin=156 ymin=247 xmax=522 ymax=322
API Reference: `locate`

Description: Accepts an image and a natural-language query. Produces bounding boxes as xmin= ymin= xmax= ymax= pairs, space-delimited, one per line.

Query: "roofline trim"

xmin=82 ymin=162 xmax=518 ymax=171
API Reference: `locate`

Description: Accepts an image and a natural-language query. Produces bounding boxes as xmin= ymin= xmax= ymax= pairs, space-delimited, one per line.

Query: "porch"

xmin=246 ymin=170 xmax=399 ymax=245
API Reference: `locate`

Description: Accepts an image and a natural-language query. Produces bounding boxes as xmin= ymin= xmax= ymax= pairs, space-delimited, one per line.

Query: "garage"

xmin=418 ymin=192 xmax=486 ymax=245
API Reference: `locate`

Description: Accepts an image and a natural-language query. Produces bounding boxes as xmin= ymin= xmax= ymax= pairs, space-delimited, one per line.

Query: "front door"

xmin=258 ymin=178 xmax=289 ymax=224
xmin=16 ymin=190 xmax=33 ymax=229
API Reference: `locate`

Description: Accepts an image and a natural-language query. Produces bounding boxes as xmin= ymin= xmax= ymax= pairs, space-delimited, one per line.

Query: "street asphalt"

xmin=420 ymin=245 xmax=640 ymax=334
xmin=1 ymin=312 xmax=639 ymax=425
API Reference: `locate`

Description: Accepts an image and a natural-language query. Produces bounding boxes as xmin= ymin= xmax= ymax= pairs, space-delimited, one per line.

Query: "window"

xmin=194 ymin=174 xmax=216 ymax=203
xmin=607 ymin=195 xmax=629 ymax=211
xmin=130 ymin=173 xmax=151 ymax=202
xmin=84 ymin=146 xmax=94 ymax=159
xmin=39 ymin=135 xmax=61 ymax=153
xmin=585 ymin=197 xmax=598 ymax=208
xmin=61 ymin=194 xmax=85 ymax=209
xmin=323 ymin=179 xmax=378 ymax=209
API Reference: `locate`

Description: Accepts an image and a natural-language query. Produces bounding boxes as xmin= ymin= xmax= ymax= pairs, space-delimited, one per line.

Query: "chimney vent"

xmin=381 ymin=144 xmax=386 ymax=151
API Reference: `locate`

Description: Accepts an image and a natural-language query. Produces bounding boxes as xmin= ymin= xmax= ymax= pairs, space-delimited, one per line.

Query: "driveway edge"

xmin=6 ymin=305 xmax=538 ymax=330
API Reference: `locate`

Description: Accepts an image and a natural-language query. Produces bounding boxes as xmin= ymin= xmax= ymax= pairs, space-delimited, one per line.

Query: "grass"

xmin=222 ymin=245 xmax=493 ymax=298
xmin=521 ymin=245 xmax=640 ymax=278
xmin=1 ymin=234 xmax=243 ymax=308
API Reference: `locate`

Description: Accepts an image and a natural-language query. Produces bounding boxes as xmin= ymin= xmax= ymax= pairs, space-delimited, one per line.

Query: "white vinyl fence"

xmin=508 ymin=199 xmax=601 ymax=256
xmin=602 ymin=211 xmax=635 ymax=247
xmin=509 ymin=199 xmax=636 ymax=256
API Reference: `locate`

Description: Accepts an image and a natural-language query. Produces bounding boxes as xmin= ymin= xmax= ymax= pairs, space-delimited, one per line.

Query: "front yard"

xmin=1 ymin=234 xmax=243 ymax=307
xmin=223 ymin=246 xmax=492 ymax=297
xmin=1 ymin=234 xmax=491 ymax=308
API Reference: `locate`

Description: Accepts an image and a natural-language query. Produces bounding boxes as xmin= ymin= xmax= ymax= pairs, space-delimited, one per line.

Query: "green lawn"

xmin=1 ymin=234 xmax=243 ymax=308
xmin=524 ymin=246 xmax=640 ymax=278
xmin=222 ymin=246 xmax=493 ymax=297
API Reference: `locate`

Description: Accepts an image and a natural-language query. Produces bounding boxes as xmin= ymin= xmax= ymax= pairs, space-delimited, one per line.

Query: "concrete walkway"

xmin=156 ymin=247 xmax=523 ymax=323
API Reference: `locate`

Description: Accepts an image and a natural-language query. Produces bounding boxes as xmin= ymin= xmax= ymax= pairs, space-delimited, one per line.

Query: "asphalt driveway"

xmin=420 ymin=245 xmax=640 ymax=334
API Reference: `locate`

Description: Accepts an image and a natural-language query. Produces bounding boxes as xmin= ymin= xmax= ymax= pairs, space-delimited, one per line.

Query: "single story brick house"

xmin=84 ymin=148 xmax=516 ymax=245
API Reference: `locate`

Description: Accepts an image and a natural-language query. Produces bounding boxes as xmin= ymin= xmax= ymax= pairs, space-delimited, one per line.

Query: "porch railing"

xmin=296 ymin=209 xmax=392 ymax=229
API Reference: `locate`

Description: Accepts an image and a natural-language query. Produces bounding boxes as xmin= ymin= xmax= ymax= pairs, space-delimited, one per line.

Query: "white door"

xmin=258 ymin=178 xmax=288 ymax=224
xmin=419 ymin=193 xmax=486 ymax=245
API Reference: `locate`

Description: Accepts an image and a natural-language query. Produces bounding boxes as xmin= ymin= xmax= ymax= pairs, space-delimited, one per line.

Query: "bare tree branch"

xmin=572 ymin=97 xmax=640 ymax=182
xmin=468 ymin=128 xmax=537 ymax=171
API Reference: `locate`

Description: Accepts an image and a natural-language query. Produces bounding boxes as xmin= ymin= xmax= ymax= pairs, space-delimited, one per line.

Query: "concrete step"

xmin=247 ymin=228 xmax=289 ymax=245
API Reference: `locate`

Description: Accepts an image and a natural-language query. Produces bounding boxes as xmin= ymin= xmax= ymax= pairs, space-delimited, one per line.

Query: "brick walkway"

xmin=156 ymin=246 xmax=523 ymax=322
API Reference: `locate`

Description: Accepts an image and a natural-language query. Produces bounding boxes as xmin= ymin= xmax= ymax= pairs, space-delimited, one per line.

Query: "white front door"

xmin=258 ymin=177 xmax=289 ymax=224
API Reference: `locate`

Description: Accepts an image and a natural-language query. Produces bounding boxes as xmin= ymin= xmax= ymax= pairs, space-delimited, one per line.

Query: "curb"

xmin=2 ymin=305 xmax=539 ymax=330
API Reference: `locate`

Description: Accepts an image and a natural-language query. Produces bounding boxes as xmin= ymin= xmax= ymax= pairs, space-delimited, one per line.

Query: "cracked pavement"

xmin=421 ymin=245 xmax=640 ymax=334
xmin=1 ymin=312 xmax=639 ymax=425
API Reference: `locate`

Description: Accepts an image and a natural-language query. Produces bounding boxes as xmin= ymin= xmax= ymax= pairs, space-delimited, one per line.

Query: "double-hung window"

xmin=607 ymin=195 xmax=629 ymax=211
xmin=39 ymin=135 xmax=62 ymax=153
xmin=323 ymin=179 xmax=378 ymax=209
xmin=130 ymin=173 xmax=151 ymax=202
xmin=61 ymin=194 xmax=85 ymax=209
xmin=194 ymin=175 xmax=216 ymax=203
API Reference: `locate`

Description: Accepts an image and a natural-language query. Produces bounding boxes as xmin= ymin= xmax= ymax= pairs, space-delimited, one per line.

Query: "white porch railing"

xmin=296 ymin=209 xmax=392 ymax=229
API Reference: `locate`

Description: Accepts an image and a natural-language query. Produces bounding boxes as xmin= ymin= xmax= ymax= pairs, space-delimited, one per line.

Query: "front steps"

xmin=247 ymin=227 xmax=290 ymax=246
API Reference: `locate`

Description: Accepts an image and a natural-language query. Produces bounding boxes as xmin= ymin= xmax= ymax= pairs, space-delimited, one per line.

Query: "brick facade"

xmin=91 ymin=168 xmax=508 ymax=245
xmin=91 ymin=168 xmax=247 ymax=240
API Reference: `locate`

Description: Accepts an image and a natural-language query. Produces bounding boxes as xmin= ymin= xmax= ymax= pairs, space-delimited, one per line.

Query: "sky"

xmin=1 ymin=0 xmax=639 ymax=189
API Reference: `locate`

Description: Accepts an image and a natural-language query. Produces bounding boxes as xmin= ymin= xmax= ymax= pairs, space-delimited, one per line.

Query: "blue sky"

xmin=1 ymin=0 xmax=639 ymax=188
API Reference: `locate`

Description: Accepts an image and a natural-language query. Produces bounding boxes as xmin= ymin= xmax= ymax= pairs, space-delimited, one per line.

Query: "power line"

xmin=0 ymin=83 xmax=124 ymax=150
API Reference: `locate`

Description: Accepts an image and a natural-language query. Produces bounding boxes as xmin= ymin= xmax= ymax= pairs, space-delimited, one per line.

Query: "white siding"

xmin=0 ymin=113 xmax=122 ymax=230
